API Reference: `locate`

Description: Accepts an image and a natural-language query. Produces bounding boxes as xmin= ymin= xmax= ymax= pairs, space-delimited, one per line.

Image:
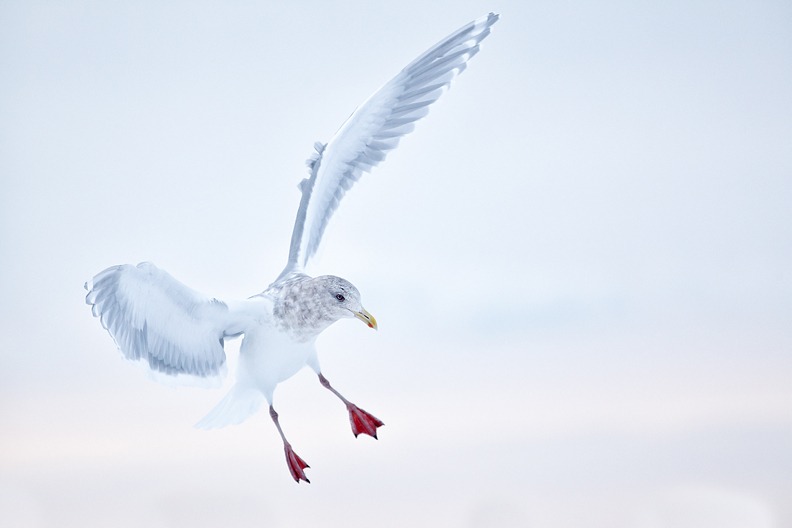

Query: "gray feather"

xmin=277 ymin=13 xmax=499 ymax=279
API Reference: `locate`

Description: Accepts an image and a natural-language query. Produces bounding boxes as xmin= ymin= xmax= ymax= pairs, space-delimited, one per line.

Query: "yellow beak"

xmin=354 ymin=308 xmax=378 ymax=330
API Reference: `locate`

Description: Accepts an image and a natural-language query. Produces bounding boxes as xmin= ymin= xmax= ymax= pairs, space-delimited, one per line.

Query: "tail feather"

xmin=195 ymin=385 xmax=263 ymax=429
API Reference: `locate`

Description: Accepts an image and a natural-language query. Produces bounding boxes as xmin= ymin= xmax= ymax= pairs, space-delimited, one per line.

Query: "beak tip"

xmin=355 ymin=309 xmax=378 ymax=331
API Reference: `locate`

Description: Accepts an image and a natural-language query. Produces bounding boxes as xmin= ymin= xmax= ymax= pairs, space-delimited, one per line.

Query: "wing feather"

xmin=279 ymin=13 xmax=498 ymax=278
xmin=85 ymin=262 xmax=246 ymax=381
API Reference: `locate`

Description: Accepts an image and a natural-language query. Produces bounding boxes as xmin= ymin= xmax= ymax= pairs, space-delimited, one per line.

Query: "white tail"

xmin=195 ymin=385 xmax=264 ymax=429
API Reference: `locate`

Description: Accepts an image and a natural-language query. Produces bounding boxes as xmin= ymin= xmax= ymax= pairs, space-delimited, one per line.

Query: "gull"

xmin=85 ymin=13 xmax=498 ymax=483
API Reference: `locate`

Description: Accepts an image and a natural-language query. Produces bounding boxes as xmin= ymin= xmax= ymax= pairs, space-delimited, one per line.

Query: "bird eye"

xmin=335 ymin=294 xmax=345 ymax=302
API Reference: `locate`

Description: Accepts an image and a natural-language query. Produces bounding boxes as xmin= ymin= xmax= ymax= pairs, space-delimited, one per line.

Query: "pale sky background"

xmin=1 ymin=1 xmax=791 ymax=527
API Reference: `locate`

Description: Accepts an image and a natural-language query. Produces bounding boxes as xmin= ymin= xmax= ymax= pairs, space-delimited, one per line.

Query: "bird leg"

xmin=318 ymin=373 xmax=384 ymax=439
xmin=269 ymin=405 xmax=310 ymax=483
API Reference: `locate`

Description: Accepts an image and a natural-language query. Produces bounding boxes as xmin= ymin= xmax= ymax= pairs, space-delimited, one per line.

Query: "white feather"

xmin=85 ymin=262 xmax=259 ymax=381
xmin=280 ymin=13 xmax=499 ymax=277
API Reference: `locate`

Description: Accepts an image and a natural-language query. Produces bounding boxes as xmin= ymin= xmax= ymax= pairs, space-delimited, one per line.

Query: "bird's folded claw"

xmin=284 ymin=443 xmax=310 ymax=483
xmin=346 ymin=404 xmax=384 ymax=439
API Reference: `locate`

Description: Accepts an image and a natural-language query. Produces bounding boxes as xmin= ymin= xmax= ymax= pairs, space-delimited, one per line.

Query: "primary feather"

xmin=281 ymin=13 xmax=499 ymax=277
xmin=85 ymin=263 xmax=253 ymax=381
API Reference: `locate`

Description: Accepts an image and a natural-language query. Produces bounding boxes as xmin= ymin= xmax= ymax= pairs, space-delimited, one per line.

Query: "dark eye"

xmin=335 ymin=294 xmax=345 ymax=302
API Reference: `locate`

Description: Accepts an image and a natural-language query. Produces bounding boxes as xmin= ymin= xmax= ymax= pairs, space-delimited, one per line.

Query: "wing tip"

xmin=481 ymin=12 xmax=500 ymax=27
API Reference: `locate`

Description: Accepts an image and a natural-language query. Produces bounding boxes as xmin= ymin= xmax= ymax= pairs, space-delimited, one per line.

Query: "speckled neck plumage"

xmin=268 ymin=275 xmax=338 ymax=341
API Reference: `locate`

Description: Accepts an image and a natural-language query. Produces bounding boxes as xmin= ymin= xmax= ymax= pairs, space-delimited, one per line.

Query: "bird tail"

xmin=195 ymin=385 xmax=264 ymax=429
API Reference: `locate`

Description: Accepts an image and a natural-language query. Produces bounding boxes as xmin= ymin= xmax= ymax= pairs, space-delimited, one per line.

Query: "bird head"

xmin=315 ymin=276 xmax=378 ymax=330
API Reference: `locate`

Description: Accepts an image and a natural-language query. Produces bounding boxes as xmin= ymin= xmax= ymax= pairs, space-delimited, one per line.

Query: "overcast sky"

xmin=1 ymin=1 xmax=791 ymax=527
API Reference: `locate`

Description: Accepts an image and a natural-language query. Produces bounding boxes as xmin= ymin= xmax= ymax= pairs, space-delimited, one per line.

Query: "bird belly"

xmin=236 ymin=325 xmax=315 ymax=392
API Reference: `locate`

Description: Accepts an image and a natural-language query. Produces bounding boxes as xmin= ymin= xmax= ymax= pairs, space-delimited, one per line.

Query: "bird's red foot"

xmin=284 ymin=443 xmax=310 ymax=483
xmin=347 ymin=404 xmax=384 ymax=439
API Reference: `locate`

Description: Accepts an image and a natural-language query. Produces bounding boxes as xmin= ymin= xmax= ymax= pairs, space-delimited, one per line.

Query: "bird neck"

xmin=270 ymin=275 xmax=336 ymax=341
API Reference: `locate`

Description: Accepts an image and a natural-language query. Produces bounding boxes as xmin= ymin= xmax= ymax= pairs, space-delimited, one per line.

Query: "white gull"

xmin=85 ymin=13 xmax=499 ymax=483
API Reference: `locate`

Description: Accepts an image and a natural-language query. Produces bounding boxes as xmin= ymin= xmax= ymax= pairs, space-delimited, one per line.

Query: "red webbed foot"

xmin=347 ymin=404 xmax=384 ymax=439
xmin=284 ymin=443 xmax=310 ymax=483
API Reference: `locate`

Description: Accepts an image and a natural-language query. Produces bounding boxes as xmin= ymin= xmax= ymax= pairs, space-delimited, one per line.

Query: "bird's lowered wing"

xmin=279 ymin=13 xmax=499 ymax=279
xmin=85 ymin=262 xmax=250 ymax=383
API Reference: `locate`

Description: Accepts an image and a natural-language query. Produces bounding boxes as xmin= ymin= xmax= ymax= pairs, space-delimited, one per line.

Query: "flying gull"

xmin=85 ymin=13 xmax=499 ymax=483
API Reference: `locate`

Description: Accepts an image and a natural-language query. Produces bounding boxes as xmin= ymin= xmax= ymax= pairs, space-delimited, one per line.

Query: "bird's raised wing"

xmin=279 ymin=13 xmax=499 ymax=278
xmin=85 ymin=262 xmax=249 ymax=383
